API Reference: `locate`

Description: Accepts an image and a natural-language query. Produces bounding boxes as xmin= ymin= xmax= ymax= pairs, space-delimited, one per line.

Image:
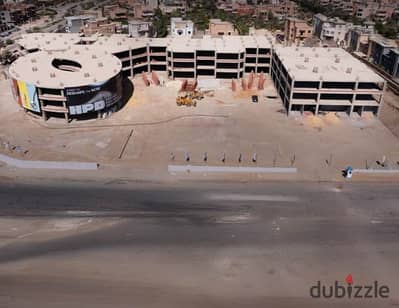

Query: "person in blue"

xmin=344 ymin=166 xmax=353 ymax=178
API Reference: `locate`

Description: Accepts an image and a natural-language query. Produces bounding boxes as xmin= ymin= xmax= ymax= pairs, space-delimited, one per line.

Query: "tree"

xmin=153 ymin=8 xmax=169 ymax=37
xmin=232 ymin=15 xmax=251 ymax=35
xmin=375 ymin=20 xmax=398 ymax=39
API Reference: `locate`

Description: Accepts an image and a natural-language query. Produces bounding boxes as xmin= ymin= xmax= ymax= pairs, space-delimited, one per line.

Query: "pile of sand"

xmin=362 ymin=111 xmax=375 ymax=120
xmin=234 ymin=89 xmax=258 ymax=99
xmin=165 ymin=80 xmax=182 ymax=90
xmin=324 ymin=113 xmax=340 ymax=125
xmin=304 ymin=115 xmax=324 ymax=129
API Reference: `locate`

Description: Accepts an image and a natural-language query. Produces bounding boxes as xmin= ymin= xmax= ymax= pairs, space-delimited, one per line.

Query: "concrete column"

xmin=349 ymin=104 xmax=354 ymax=117
xmin=37 ymin=88 xmax=47 ymax=121
xmin=315 ymin=91 xmax=320 ymax=115
xmin=130 ymin=49 xmax=133 ymax=77
xmin=288 ymin=78 xmax=294 ymax=116
xmin=214 ymin=53 xmax=217 ymax=78
xmin=316 ymin=80 xmax=322 ymax=115
xmin=237 ymin=54 xmax=240 ymax=80
xmin=171 ymin=51 xmax=174 ymax=79
xmin=193 ymin=51 xmax=197 ymax=80
xmin=377 ymin=81 xmax=387 ymax=118
xmin=61 ymin=89 xmax=68 ymax=123
xmin=393 ymin=57 xmax=399 ymax=78
xmin=147 ymin=44 xmax=150 ymax=73
xmin=255 ymin=48 xmax=259 ymax=74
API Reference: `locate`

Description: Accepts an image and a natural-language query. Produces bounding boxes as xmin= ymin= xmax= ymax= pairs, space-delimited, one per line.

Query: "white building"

xmin=145 ymin=0 xmax=158 ymax=9
xmin=0 ymin=10 xmax=12 ymax=24
xmin=170 ymin=17 xmax=193 ymax=37
xmin=65 ymin=15 xmax=96 ymax=33
xmin=313 ymin=14 xmax=352 ymax=47
xmin=128 ymin=20 xmax=152 ymax=38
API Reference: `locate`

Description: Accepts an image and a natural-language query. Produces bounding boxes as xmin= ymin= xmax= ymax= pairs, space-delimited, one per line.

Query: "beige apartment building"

xmin=103 ymin=4 xmax=127 ymax=20
xmin=206 ymin=19 xmax=238 ymax=36
xmin=284 ymin=17 xmax=313 ymax=46
xmin=81 ymin=18 xmax=118 ymax=36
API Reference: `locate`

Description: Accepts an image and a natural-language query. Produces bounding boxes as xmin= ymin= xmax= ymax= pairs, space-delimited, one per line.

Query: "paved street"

xmin=0 ymin=180 xmax=398 ymax=307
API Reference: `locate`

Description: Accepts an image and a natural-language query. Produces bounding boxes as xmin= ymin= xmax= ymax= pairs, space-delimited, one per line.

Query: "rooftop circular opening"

xmin=52 ymin=58 xmax=82 ymax=72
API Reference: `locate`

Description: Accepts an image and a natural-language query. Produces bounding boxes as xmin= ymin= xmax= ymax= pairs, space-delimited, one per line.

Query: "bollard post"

xmin=291 ymin=153 xmax=296 ymax=166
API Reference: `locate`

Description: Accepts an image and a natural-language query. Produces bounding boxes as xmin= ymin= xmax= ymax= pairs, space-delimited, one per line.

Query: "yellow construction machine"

xmin=176 ymin=91 xmax=204 ymax=107
xmin=176 ymin=93 xmax=197 ymax=107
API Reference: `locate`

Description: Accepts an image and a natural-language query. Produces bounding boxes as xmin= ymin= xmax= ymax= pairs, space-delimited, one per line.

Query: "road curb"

xmin=0 ymin=153 xmax=98 ymax=170
xmin=354 ymin=168 xmax=399 ymax=174
xmin=168 ymin=165 xmax=297 ymax=174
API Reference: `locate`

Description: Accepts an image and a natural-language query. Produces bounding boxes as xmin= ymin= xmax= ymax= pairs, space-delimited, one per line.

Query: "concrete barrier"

xmin=168 ymin=165 xmax=297 ymax=174
xmin=0 ymin=153 xmax=98 ymax=170
xmin=354 ymin=168 xmax=399 ymax=174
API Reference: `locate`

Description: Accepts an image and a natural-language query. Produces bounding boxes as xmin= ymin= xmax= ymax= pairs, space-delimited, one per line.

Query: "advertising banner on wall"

xmin=65 ymin=73 xmax=122 ymax=115
xmin=16 ymin=80 xmax=41 ymax=113
xmin=10 ymin=79 xmax=22 ymax=106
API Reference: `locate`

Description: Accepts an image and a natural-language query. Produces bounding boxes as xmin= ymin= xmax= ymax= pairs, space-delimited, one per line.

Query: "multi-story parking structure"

xmin=11 ymin=33 xmax=386 ymax=121
xmin=271 ymin=46 xmax=385 ymax=116
xmin=17 ymin=33 xmax=274 ymax=80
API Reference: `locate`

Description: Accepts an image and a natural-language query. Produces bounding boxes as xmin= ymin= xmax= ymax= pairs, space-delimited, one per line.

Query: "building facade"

xmin=284 ymin=17 xmax=313 ymax=46
xmin=170 ymin=18 xmax=194 ymax=37
xmin=313 ymin=14 xmax=352 ymax=46
xmin=81 ymin=18 xmax=118 ymax=36
xmin=65 ymin=15 xmax=96 ymax=33
xmin=206 ymin=19 xmax=238 ymax=36
xmin=128 ymin=20 xmax=153 ymax=38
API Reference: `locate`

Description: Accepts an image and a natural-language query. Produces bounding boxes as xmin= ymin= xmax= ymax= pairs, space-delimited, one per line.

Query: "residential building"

xmin=346 ymin=22 xmax=374 ymax=54
xmin=354 ymin=2 xmax=397 ymax=21
xmin=170 ymin=18 xmax=193 ymax=37
xmin=0 ymin=9 xmax=12 ymax=24
xmin=81 ymin=18 xmax=118 ymax=36
xmin=255 ymin=1 xmax=298 ymax=18
xmin=159 ymin=0 xmax=186 ymax=14
xmin=65 ymin=15 xmax=96 ymax=33
xmin=103 ymin=5 xmax=128 ymax=20
xmin=313 ymin=14 xmax=352 ymax=47
xmin=368 ymin=35 xmax=397 ymax=66
xmin=0 ymin=3 xmax=35 ymax=25
xmin=206 ymin=19 xmax=238 ymax=36
xmin=382 ymin=48 xmax=399 ymax=80
xmin=284 ymin=17 xmax=313 ymax=46
xmin=145 ymin=0 xmax=158 ymax=9
xmin=128 ymin=20 xmax=153 ymax=37
xmin=233 ymin=3 xmax=255 ymax=16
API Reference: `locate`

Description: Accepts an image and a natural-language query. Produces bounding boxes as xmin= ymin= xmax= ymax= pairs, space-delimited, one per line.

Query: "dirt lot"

xmin=1 ymin=74 xmax=399 ymax=181
xmin=379 ymin=88 xmax=399 ymax=139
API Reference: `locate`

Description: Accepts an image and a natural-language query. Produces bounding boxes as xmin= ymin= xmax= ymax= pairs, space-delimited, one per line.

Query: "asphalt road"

xmin=0 ymin=180 xmax=398 ymax=307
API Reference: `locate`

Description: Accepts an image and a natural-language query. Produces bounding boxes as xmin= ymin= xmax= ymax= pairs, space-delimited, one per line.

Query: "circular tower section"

xmin=9 ymin=47 xmax=122 ymax=121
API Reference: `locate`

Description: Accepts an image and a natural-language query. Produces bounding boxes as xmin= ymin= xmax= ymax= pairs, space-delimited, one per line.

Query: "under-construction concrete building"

xmin=271 ymin=46 xmax=385 ymax=116
xmin=17 ymin=34 xmax=273 ymax=80
xmin=13 ymin=33 xmax=385 ymax=119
